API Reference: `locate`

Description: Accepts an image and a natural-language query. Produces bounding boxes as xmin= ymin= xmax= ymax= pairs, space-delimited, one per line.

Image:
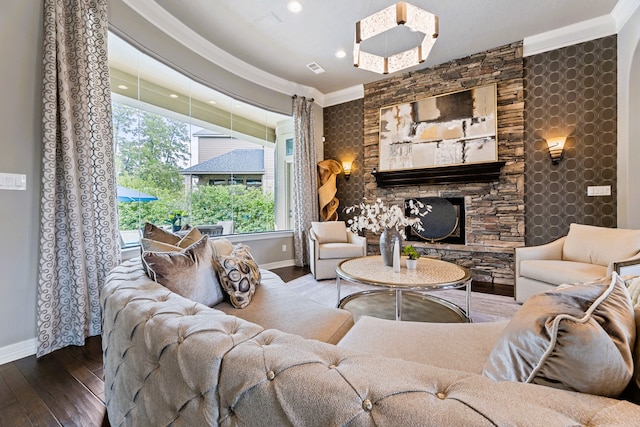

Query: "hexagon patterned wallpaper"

xmin=322 ymin=98 xmax=364 ymax=220
xmin=524 ymin=35 xmax=617 ymax=246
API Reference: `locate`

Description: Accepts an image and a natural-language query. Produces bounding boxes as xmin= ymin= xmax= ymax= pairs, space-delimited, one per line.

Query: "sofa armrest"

xmin=610 ymin=253 xmax=640 ymax=276
xmin=515 ymin=236 xmax=566 ymax=278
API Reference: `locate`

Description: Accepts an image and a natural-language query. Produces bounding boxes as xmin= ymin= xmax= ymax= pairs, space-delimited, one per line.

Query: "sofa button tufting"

xmin=436 ymin=392 xmax=446 ymax=400
xmin=362 ymin=399 xmax=373 ymax=411
xmin=177 ymin=336 xmax=184 ymax=344
xmin=267 ymin=370 xmax=275 ymax=381
xmin=328 ymin=364 xmax=336 ymax=369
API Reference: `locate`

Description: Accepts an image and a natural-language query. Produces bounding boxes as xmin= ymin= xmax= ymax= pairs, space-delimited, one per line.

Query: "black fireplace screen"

xmin=405 ymin=197 xmax=465 ymax=244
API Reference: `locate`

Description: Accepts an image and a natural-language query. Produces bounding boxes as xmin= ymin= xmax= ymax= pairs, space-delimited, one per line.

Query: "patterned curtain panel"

xmin=292 ymin=96 xmax=319 ymax=267
xmin=37 ymin=0 xmax=120 ymax=357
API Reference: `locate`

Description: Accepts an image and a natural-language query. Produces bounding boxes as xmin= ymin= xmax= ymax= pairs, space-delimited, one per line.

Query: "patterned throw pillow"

xmin=483 ymin=274 xmax=635 ymax=397
xmin=214 ymin=244 xmax=261 ymax=309
xmin=142 ymin=235 xmax=225 ymax=307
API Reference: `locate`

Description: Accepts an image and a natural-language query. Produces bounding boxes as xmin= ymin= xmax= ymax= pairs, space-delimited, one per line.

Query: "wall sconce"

xmin=342 ymin=161 xmax=353 ymax=179
xmin=546 ymin=137 xmax=567 ymax=164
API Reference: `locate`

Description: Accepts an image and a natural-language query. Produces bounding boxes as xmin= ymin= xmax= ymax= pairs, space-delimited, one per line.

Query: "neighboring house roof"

xmin=192 ymin=128 xmax=228 ymax=137
xmin=180 ymin=149 xmax=264 ymax=175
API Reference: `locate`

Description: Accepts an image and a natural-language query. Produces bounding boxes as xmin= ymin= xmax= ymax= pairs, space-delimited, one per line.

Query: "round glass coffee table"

xmin=336 ymin=256 xmax=472 ymax=322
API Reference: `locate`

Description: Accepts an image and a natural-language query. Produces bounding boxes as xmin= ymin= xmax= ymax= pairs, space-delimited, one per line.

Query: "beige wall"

xmin=617 ymin=5 xmax=640 ymax=229
xmin=0 ymin=0 xmax=42 ymax=353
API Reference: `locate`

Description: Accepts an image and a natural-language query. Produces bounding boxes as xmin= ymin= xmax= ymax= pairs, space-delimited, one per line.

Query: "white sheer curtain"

xmin=37 ymin=0 xmax=120 ymax=357
xmin=292 ymin=96 xmax=319 ymax=267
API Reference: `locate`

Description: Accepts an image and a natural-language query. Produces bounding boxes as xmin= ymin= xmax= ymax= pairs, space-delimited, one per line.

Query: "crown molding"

xmin=322 ymin=85 xmax=365 ymax=107
xmin=122 ymin=0 xmax=321 ymax=101
xmin=523 ymin=14 xmax=616 ymax=57
xmin=612 ymin=0 xmax=640 ymax=31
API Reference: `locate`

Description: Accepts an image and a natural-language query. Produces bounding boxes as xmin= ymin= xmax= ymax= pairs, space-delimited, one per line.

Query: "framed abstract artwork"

xmin=378 ymin=84 xmax=498 ymax=171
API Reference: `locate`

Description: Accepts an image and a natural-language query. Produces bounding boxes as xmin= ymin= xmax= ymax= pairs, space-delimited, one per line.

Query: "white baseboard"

xmin=261 ymin=259 xmax=296 ymax=270
xmin=0 ymin=338 xmax=37 ymax=365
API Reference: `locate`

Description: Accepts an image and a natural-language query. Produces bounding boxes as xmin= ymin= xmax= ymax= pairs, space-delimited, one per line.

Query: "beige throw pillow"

xmin=142 ymin=235 xmax=224 ymax=307
xmin=214 ymin=244 xmax=261 ymax=309
xmin=140 ymin=238 xmax=181 ymax=253
xmin=142 ymin=222 xmax=181 ymax=245
xmin=140 ymin=227 xmax=203 ymax=253
xmin=176 ymin=227 xmax=203 ymax=247
xmin=483 ymin=274 xmax=635 ymax=397
xmin=209 ymin=237 xmax=235 ymax=258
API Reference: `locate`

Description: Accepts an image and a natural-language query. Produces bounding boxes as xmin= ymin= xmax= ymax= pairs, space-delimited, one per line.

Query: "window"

xmin=109 ymin=33 xmax=293 ymax=244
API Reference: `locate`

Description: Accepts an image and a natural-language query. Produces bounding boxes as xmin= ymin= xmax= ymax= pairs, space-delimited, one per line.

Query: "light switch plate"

xmin=0 ymin=173 xmax=27 ymax=191
xmin=587 ymin=185 xmax=611 ymax=196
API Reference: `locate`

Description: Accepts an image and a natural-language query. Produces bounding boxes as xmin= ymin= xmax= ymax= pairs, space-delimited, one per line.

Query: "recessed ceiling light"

xmin=208 ymin=100 xmax=217 ymax=105
xmin=287 ymin=1 xmax=302 ymax=13
xmin=117 ymin=84 xmax=128 ymax=90
xmin=335 ymin=50 xmax=346 ymax=59
xmin=169 ymin=94 xmax=178 ymax=98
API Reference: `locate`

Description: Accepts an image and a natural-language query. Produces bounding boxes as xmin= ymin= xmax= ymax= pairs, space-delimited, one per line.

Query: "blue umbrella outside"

xmin=117 ymin=186 xmax=158 ymax=202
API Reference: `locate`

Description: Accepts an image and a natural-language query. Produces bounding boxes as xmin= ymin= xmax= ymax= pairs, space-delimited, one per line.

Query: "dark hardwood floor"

xmin=0 ymin=336 xmax=109 ymax=427
xmin=0 ymin=265 xmax=511 ymax=426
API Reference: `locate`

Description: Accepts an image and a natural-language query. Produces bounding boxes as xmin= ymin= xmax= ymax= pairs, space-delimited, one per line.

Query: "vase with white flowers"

xmin=345 ymin=198 xmax=431 ymax=266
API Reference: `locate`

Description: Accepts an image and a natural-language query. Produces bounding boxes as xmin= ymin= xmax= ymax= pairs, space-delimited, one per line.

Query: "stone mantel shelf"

xmin=372 ymin=161 xmax=506 ymax=187
xmin=367 ymin=237 xmax=520 ymax=255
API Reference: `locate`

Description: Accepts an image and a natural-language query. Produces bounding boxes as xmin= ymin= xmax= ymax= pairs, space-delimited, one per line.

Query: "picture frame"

xmin=378 ymin=84 xmax=498 ymax=172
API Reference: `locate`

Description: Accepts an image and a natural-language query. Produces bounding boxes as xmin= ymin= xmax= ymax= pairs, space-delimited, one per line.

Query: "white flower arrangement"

xmin=345 ymin=198 xmax=431 ymax=238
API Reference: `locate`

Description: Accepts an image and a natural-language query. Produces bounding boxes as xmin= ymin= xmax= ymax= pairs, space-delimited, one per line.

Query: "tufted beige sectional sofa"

xmin=102 ymin=258 xmax=640 ymax=426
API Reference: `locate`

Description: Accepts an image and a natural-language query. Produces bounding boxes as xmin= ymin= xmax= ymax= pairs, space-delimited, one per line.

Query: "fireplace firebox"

xmin=405 ymin=197 xmax=465 ymax=245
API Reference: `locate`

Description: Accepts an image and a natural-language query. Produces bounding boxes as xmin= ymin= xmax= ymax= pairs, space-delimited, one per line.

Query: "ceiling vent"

xmin=306 ymin=62 xmax=326 ymax=74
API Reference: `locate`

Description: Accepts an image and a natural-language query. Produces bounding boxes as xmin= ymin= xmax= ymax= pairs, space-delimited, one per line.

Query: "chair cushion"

xmin=311 ymin=221 xmax=348 ymax=244
xmin=318 ymin=243 xmax=365 ymax=259
xmin=520 ymin=259 xmax=607 ymax=285
xmin=563 ymin=223 xmax=640 ymax=266
xmin=483 ymin=274 xmax=635 ymax=397
xmin=141 ymin=235 xmax=225 ymax=307
xmin=213 ymin=244 xmax=261 ymax=309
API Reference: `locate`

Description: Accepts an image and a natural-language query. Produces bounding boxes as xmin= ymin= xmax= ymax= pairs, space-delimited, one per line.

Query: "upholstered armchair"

xmin=309 ymin=221 xmax=367 ymax=280
xmin=515 ymin=223 xmax=640 ymax=302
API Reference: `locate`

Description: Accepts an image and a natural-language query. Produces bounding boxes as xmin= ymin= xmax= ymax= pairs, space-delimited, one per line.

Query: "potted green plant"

xmin=402 ymin=245 xmax=420 ymax=269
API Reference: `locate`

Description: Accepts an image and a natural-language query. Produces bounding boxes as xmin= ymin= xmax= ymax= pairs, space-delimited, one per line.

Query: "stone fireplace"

xmin=360 ymin=42 xmax=525 ymax=287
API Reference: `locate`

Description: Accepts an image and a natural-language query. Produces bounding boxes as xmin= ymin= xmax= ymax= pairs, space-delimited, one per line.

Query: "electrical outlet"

xmin=281 ymin=244 xmax=287 ymax=252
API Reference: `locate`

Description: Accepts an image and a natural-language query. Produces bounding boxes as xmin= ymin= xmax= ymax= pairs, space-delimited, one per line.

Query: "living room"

xmin=2 ymin=0 xmax=640 ymax=424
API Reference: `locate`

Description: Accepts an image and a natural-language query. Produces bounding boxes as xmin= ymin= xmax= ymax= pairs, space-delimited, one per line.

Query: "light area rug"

xmin=284 ymin=274 xmax=521 ymax=323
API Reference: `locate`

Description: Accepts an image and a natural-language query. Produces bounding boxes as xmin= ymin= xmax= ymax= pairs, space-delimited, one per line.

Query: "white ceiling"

xmin=127 ymin=0 xmax=625 ymax=100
